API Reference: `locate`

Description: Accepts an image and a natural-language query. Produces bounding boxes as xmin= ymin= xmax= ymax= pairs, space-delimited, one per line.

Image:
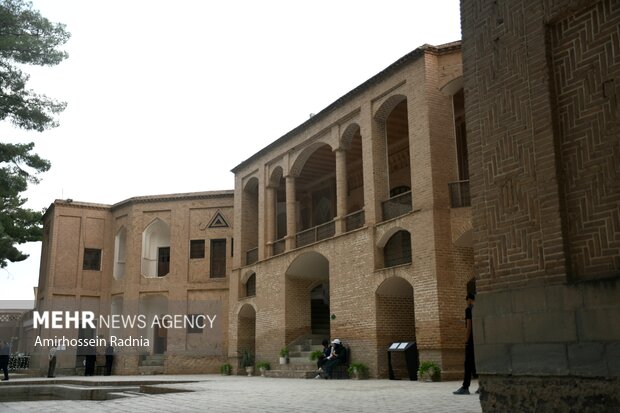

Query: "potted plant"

xmin=279 ymin=346 xmax=289 ymax=364
xmin=417 ymin=361 xmax=441 ymax=382
xmin=220 ymin=363 xmax=232 ymax=375
xmin=256 ymin=361 xmax=271 ymax=377
xmin=310 ymin=350 xmax=324 ymax=361
xmin=241 ymin=349 xmax=254 ymax=376
xmin=347 ymin=363 xmax=369 ymax=379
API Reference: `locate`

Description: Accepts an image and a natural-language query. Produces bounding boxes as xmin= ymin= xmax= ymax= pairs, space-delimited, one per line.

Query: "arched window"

xmin=113 ymin=227 xmax=127 ymax=280
xmin=383 ymin=230 xmax=412 ymax=268
xmin=245 ymin=273 xmax=256 ymax=297
xmin=141 ymin=219 xmax=171 ymax=277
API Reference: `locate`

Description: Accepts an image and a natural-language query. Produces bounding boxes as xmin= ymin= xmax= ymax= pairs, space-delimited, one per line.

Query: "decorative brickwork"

xmin=549 ymin=0 xmax=620 ymax=280
xmin=462 ymin=0 xmax=620 ymax=410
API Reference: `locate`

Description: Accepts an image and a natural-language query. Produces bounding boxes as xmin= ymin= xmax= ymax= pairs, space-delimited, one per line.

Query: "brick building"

xmin=461 ymin=0 xmax=620 ymax=410
xmin=32 ymin=192 xmax=234 ymax=375
xmin=32 ymin=42 xmax=473 ymax=379
xmin=230 ymin=42 xmax=473 ymax=379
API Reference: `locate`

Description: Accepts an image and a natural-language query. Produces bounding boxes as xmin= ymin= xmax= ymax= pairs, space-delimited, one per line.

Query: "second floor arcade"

xmin=232 ymin=42 xmax=470 ymax=268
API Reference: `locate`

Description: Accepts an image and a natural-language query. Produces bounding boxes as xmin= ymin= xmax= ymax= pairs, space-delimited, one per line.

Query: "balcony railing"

xmin=345 ymin=210 xmax=365 ymax=232
xmin=272 ymin=238 xmax=285 ymax=256
xmin=448 ymin=180 xmax=471 ymax=208
xmin=246 ymin=247 xmax=258 ymax=265
xmin=296 ymin=220 xmax=335 ymax=248
xmin=381 ymin=191 xmax=412 ymax=221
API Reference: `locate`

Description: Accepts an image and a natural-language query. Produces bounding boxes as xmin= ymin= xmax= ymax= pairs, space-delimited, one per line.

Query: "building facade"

xmin=32 ymin=42 xmax=473 ymax=379
xmin=230 ymin=42 xmax=473 ymax=379
xmin=461 ymin=0 xmax=620 ymax=411
xmin=32 ymin=191 xmax=234 ymax=375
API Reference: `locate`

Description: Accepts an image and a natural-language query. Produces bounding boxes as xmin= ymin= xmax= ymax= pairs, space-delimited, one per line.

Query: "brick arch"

xmin=243 ymin=176 xmax=259 ymax=193
xmin=376 ymin=226 xmax=409 ymax=248
xmin=289 ymin=141 xmax=334 ymax=177
xmin=340 ymin=122 xmax=361 ymax=150
xmin=438 ymin=75 xmax=463 ymax=96
xmin=375 ymin=275 xmax=414 ymax=296
xmin=374 ymin=94 xmax=407 ymax=122
xmin=268 ymin=166 xmax=284 ymax=188
xmin=235 ymin=301 xmax=257 ymax=317
xmin=241 ymin=270 xmax=256 ymax=284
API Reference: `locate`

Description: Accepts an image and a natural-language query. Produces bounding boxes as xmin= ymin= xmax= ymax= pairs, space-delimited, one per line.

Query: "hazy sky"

xmin=0 ymin=0 xmax=462 ymax=303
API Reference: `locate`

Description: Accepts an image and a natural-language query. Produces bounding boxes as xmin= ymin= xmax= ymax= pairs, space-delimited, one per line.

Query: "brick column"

xmin=334 ymin=148 xmax=347 ymax=234
xmin=285 ymin=175 xmax=296 ymax=250
xmin=265 ymin=186 xmax=276 ymax=257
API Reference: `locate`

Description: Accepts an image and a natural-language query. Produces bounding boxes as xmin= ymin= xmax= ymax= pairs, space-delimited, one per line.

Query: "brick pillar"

xmin=334 ymin=148 xmax=347 ymax=234
xmin=265 ymin=186 xmax=275 ymax=257
xmin=285 ymin=175 xmax=296 ymax=250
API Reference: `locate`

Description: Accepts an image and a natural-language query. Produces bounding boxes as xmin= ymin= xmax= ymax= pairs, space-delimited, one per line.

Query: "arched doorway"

xmin=310 ymin=283 xmax=330 ymax=336
xmin=285 ymin=252 xmax=330 ymax=342
xmin=375 ymin=277 xmax=416 ymax=379
xmin=237 ymin=304 xmax=256 ymax=368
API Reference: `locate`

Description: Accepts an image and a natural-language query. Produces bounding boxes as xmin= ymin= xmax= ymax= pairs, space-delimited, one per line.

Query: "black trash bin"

xmin=387 ymin=342 xmax=419 ymax=380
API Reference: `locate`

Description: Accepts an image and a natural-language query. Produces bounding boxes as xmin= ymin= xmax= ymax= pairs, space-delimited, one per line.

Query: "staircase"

xmin=138 ymin=354 xmax=165 ymax=375
xmin=264 ymin=335 xmax=325 ymax=379
xmin=311 ymin=299 xmax=330 ymax=336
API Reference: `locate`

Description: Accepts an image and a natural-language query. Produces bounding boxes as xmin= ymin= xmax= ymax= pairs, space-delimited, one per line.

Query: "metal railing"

xmin=448 ymin=180 xmax=470 ymax=208
xmin=381 ymin=191 xmax=412 ymax=221
xmin=246 ymin=247 xmax=258 ymax=265
xmin=272 ymin=239 xmax=285 ymax=256
xmin=296 ymin=220 xmax=336 ymax=248
xmin=345 ymin=210 xmax=365 ymax=232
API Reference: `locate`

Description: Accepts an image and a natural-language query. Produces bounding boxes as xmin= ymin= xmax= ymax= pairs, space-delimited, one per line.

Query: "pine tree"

xmin=0 ymin=0 xmax=69 ymax=267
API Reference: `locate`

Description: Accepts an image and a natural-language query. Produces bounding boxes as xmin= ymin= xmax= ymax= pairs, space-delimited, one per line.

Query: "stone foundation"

xmin=480 ymin=375 xmax=620 ymax=413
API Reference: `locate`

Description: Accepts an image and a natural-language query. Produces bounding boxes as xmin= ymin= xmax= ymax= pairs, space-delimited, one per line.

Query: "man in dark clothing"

xmin=322 ymin=339 xmax=346 ymax=379
xmin=84 ymin=344 xmax=97 ymax=376
xmin=454 ymin=293 xmax=476 ymax=395
xmin=104 ymin=344 xmax=114 ymax=376
xmin=0 ymin=340 xmax=10 ymax=381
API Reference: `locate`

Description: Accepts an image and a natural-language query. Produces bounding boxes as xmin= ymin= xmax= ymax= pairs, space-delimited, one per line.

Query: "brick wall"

xmin=461 ymin=0 xmax=620 ymax=410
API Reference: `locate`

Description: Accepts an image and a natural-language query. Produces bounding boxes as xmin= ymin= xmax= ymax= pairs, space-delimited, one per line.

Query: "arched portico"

xmin=284 ymin=252 xmax=330 ymax=343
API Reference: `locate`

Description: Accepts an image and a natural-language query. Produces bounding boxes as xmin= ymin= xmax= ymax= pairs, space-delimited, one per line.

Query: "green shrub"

xmin=418 ymin=361 xmax=441 ymax=382
xmin=279 ymin=346 xmax=289 ymax=358
xmin=310 ymin=350 xmax=324 ymax=361
xmin=347 ymin=362 xmax=369 ymax=378
xmin=256 ymin=361 xmax=271 ymax=370
xmin=220 ymin=363 xmax=232 ymax=375
xmin=241 ymin=350 xmax=254 ymax=368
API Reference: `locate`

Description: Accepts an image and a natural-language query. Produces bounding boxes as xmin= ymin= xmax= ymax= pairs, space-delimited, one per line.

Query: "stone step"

xmin=264 ymin=369 xmax=316 ymax=379
xmin=276 ymin=361 xmax=316 ymax=370
xmin=138 ymin=365 xmax=164 ymax=375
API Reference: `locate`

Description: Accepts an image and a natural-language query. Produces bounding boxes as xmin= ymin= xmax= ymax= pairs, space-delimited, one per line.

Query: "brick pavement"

xmin=0 ymin=375 xmax=481 ymax=412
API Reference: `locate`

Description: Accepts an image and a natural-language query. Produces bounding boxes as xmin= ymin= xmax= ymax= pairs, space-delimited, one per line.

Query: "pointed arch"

xmin=113 ymin=226 xmax=127 ymax=280
xmin=141 ymin=218 xmax=171 ymax=277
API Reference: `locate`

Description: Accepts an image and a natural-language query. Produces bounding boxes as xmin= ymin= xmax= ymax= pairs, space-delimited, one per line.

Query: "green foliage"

xmin=0 ymin=0 xmax=70 ymax=131
xmin=0 ymin=142 xmax=50 ymax=268
xmin=256 ymin=361 xmax=270 ymax=370
xmin=347 ymin=363 xmax=369 ymax=375
xmin=310 ymin=350 xmax=323 ymax=361
xmin=220 ymin=363 xmax=232 ymax=375
xmin=347 ymin=362 xmax=369 ymax=379
xmin=418 ymin=361 xmax=441 ymax=382
xmin=0 ymin=0 xmax=69 ymax=268
xmin=279 ymin=346 xmax=289 ymax=358
xmin=240 ymin=349 xmax=254 ymax=368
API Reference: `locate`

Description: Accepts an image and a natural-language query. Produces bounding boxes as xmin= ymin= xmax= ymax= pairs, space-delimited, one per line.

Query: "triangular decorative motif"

xmin=208 ymin=211 xmax=229 ymax=228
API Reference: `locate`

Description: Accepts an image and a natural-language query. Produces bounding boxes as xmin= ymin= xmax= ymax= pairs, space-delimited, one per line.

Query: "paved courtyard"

xmin=0 ymin=375 xmax=482 ymax=412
